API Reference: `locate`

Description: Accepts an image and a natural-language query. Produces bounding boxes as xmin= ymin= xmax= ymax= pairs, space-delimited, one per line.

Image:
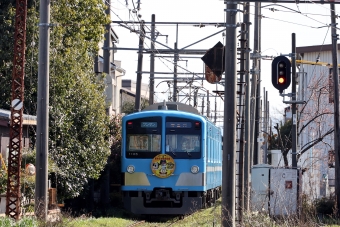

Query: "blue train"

xmin=121 ymin=102 xmax=222 ymax=215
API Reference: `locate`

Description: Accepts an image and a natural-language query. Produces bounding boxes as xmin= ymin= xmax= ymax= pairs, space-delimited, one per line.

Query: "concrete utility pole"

xmin=206 ymin=90 xmax=210 ymax=118
xmin=222 ymin=1 xmax=238 ymax=226
xmin=291 ymin=33 xmax=297 ymax=168
xmin=100 ymin=1 xmax=112 ymax=209
xmin=214 ymin=95 xmax=217 ymax=124
xmin=35 ymin=0 xmax=50 ymax=220
xmin=253 ymin=2 xmax=261 ymax=165
xmin=149 ymin=14 xmax=155 ymax=105
xmin=263 ymin=89 xmax=268 ymax=164
xmin=243 ymin=2 xmax=251 ymax=211
xmin=135 ymin=20 xmax=145 ymax=112
xmin=330 ymin=3 xmax=340 ymax=215
xmin=173 ymin=42 xmax=178 ymax=102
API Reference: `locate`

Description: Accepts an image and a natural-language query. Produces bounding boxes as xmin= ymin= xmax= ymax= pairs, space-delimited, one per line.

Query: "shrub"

xmin=0 ymin=169 xmax=7 ymax=195
xmin=314 ymin=196 xmax=335 ymax=215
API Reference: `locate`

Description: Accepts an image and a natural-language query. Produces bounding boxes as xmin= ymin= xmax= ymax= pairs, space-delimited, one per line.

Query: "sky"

xmin=109 ymin=0 xmax=336 ymax=125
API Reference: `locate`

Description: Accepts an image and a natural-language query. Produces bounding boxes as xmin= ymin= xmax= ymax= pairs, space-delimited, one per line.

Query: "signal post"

xmin=271 ymin=34 xmax=301 ymax=168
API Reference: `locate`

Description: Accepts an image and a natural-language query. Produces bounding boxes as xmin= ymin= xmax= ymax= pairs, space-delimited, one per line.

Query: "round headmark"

xmin=151 ymin=154 xmax=175 ymax=178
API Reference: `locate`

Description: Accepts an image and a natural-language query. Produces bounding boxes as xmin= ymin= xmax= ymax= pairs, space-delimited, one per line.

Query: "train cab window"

xmin=125 ymin=117 xmax=161 ymax=158
xmin=127 ymin=134 xmax=161 ymax=151
xmin=165 ymin=117 xmax=201 ymax=159
xmin=166 ymin=134 xmax=200 ymax=156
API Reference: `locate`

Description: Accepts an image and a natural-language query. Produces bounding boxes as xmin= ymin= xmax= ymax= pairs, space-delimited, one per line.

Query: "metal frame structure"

xmin=6 ymin=0 xmax=27 ymax=219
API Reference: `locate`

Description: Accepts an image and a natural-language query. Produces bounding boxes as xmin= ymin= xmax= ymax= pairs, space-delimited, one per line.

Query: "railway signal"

xmin=201 ymin=41 xmax=225 ymax=78
xmin=272 ymin=56 xmax=291 ymax=93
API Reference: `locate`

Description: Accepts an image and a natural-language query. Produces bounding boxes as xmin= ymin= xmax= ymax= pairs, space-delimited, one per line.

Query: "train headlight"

xmin=190 ymin=165 xmax=199 ymax=174
xmin=127 ymin=165 xmax=135 ymax=173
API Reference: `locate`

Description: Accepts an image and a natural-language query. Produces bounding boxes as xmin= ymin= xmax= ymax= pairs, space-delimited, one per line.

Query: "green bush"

xmin=0 ymin=217 xmax=38 ymax=227
xmin=314 ymin=196 xmax=335 ymax=215
xmin=0 ymin=169 xmax=7 ymax=195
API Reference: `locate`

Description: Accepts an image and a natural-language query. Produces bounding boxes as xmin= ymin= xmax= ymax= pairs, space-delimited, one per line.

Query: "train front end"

xmin=121 ymin=110 xmax=207 ymax=215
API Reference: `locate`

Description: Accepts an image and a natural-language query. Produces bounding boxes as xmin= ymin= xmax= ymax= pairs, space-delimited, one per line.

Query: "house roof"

xmin=0 ymin=109 xmax=37 ymax=125
xmin=120 ymin=88 xmax=136 ymax=97
xmin=296 ymin=44 xmax=340 ymax=53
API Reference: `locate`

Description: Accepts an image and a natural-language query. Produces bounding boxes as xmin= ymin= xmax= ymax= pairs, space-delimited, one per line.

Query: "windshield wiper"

xmin=167 ymin=145 xmax=175 ymax=156
xmin=185 ymin=150 xmax=191 ymax=157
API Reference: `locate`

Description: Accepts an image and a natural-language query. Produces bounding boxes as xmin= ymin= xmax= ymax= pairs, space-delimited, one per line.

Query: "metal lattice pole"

xmin=6 ymin=0 xmax=28 ymax=219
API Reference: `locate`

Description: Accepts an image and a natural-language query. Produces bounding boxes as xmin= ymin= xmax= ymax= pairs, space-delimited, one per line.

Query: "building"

xmin=121 ymin=79 xmax=149 ymax=99
xmin=0 ymin=109 xmax=36 ymax=168
xmin=120 ymin=79 xmax=150 ymax=114
xmin=284 ymin=106 xmax=292 ymax=123
xmin=95 ymin=28 xmax=126 ymax=116
xmin=296 ymin=44 xmax=337 ymax=199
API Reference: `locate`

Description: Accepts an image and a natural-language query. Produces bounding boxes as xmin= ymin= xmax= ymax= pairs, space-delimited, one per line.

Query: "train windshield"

xmin=125 ymin=117 xmax=162 ymax=158
xmin=165 ymin=117 xmax=201 ymax=159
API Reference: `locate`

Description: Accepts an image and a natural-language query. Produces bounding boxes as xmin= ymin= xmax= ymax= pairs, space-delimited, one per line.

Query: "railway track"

xmin=127 ymin=220 xmax=145 ymax=227
xmin=126 ymin=214 xmax=190 ymax=227
xmin=165 ymin=215 xmax=186 ymax=227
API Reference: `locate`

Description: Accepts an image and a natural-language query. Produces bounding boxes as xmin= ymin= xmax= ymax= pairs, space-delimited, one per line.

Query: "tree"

xmin=47 ymin=0 xmax=111 ymax=200
xmin=0 ymin=0 xmax=112 ymax=200
xmin=297 ymin=71 xmax=334 ymax=159
xmin=269 ymin=68 xmax=334 ymax=170
xmin=0 ymin=0 xmax=39 ymax=112
xmin=109 ymin=114 xmax=122 ymax=188
xmin=268 ymin=120 xmax=292 ymax=167
xmin=121 ymin=98 xmax=149 ymax=115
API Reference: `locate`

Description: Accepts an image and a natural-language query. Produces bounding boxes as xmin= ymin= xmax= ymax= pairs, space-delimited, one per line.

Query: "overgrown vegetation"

xmin=0 ymin=0 xmax=113 ymax=202
xmin=7 ymin=196 xmax=340 ymax=226
xmin=122 ymin=99 xmax=149 ymax=115
xmin=268 ymin=119 xmax=293 ymax=166
xmin=0 ymin=216 xmax=37 ymax=227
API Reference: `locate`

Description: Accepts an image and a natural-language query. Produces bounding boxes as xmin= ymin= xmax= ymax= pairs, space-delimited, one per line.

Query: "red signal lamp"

xmin=278 ymin=77 xmax=285 ymax=84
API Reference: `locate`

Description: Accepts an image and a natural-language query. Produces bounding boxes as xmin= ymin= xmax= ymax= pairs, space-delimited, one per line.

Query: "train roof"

xmin=142 ymin=102 xmax=200 ymax=115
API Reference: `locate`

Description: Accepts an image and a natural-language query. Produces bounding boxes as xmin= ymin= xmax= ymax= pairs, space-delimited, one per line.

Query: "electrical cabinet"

xmin=251 ymin=164 xmax=271 ymax=212
xmin=269 ymin=168 xmax=298 ymax=216
xmin=251 ymin=164 xmax=299 ymax=216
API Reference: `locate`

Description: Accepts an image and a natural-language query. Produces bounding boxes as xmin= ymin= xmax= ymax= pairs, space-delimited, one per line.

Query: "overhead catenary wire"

xmin=257 ymin=3 xmax=340 ymax=30
xmin=107 ymin=0 xmax=218 ymax=103
xmin=309 ymin=25 xmax=330 ymax=78
xmin=108 ymin=1 xmax=176 ymax=72
xmin=252 ymin=2 xmax=335 ymax=83
xmin=110 ymin=1 xmax=338 ymax=114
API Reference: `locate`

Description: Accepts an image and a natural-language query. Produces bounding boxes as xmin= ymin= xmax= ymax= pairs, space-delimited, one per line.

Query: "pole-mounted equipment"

xmin=272 ymin=56 xmax=291 ymax=93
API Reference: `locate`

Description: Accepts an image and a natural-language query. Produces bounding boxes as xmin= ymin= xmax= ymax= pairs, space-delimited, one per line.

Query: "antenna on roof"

xmin=161 ymin=100 xmax=168 ymax=110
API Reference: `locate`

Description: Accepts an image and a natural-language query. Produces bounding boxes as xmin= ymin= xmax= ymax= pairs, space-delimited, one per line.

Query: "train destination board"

xmin=166 ymin=122 xmax=192 ymax=128
xmin=141 ymin=122 xmax=157 ymax=128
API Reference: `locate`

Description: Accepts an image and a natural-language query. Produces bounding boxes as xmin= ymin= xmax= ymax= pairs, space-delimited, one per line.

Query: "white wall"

xmin=297 ymin=48 xmax=337 ymax=199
